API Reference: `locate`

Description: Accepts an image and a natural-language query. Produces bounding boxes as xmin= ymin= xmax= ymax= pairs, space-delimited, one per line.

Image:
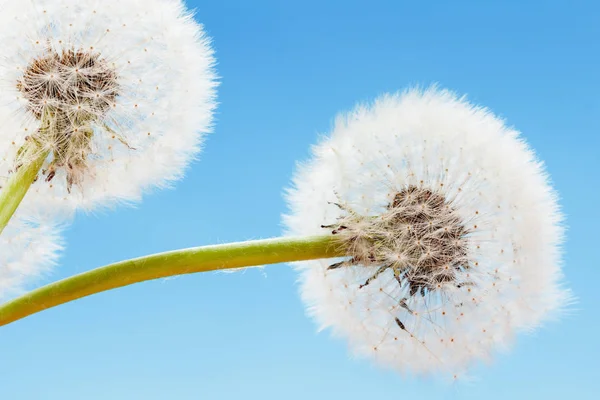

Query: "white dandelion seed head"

xmin=0 ymin=0 xmax=217 ymax=210
xmin=283 ymin=87 xmax=571 ymax=377
xmin=0 ymin=209 xmax=63 ymax=301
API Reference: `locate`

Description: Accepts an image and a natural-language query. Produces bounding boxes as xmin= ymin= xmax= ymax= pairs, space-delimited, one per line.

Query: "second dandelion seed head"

xmin=0 ymin=0 xmax=217 ymax=211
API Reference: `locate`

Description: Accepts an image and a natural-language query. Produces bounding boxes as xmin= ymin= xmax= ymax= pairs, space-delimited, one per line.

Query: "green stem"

xmin=0 ymin=147 xmax=48 ymax=235
xmin=0 ymin=234 xmax=344 ymax=327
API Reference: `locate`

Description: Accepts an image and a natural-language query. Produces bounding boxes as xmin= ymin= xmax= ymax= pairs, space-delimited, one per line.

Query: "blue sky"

xmin=1 ymin=0 xmax=598 ymax=398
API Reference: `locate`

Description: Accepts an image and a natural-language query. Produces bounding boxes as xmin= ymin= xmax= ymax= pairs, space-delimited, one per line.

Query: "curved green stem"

xmin=0 ymin=147 xmax=48 ymax=235
xmin=0 ymin=235 xmax=344 ymax=327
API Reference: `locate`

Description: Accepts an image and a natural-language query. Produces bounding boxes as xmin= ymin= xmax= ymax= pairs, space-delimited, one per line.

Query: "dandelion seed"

xmin=0 ymin=0 xmax=217 ymax=211
xmin=283 ymin=87 xmax=571 ymax=377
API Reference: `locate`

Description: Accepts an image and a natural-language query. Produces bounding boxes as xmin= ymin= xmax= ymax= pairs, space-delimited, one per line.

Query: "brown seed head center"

xmin=15 ymin=48 xmax=119 ymax=191
xmin=326 ymin=185 xmax=471 ymax=297
xmin=17 ymin=48 xmax=118 ymax=119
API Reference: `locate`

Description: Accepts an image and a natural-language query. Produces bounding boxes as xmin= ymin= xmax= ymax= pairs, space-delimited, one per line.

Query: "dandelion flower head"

xmin=284 ymin=87 xmax=570 ymax=377
xmin=0 ymin=209 xmax=62 ymax=300
xmin=0 ymin=0 xmax=217 ymax=211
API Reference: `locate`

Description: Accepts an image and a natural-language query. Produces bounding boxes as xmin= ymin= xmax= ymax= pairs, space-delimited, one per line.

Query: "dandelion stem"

xmin=0 ymin=147 xmax=48 ymax=235
xmin=0 ymin=234 xmax=344 ymax=327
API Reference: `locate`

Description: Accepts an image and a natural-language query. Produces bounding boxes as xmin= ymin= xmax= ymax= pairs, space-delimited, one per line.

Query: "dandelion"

xmin=0 ymin=0 xmax=217 ymax=224
xmin=0 ymin=210 xmax=63 ymax=301
xmin=283 ymin=87 xmax=571 ymax=377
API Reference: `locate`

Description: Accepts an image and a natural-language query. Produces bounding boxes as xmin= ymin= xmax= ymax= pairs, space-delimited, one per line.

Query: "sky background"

xmin=1 ymin=0 xmax=599 ymax=398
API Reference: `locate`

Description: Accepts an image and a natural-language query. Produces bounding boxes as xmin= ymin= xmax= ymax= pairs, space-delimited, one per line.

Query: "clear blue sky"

xmin=1 ymin=0 xmax=598 ymax=398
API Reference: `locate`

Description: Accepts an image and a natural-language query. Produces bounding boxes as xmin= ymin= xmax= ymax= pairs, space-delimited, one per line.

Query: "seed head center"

xmin=15 ymin=48 xmax=120 ymax=191
xmin=17 ymin=48 xmax=118 ymax=119
xmin=326 ymin=185 xmax=471 ymax=297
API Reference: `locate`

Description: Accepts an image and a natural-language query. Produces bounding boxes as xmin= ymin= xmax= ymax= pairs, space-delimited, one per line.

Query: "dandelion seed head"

xmin=283 ymin=87 xmax=571 ymax=377
xmin=0 ymin=208 xmax=63 ymax=301
xmin=0 ymin=0 xmax=218 ymax=210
